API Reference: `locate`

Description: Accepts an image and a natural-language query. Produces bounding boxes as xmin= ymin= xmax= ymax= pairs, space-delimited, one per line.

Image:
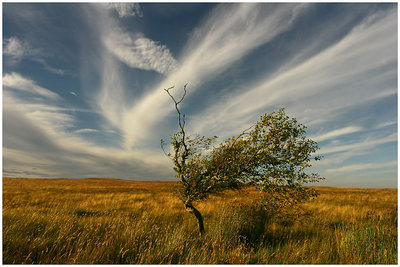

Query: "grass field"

xmin=3 ymin=178 xmax=397 ymax=264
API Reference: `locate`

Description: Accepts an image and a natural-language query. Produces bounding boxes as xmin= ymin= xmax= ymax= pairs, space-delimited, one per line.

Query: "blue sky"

xmin=3 ymin=3 xmax=397 ymax=188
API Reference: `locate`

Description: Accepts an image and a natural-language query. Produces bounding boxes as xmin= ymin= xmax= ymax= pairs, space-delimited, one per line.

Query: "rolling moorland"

xmin=3 ymin=178 xmax=397 ymax=264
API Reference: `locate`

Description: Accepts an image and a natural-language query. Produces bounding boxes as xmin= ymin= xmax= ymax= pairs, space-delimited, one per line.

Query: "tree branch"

xmin=164 ymin=84 xmax=189 ymax=184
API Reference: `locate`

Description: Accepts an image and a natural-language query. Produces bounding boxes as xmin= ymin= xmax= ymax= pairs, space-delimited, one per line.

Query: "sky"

xmin=2 ymin=3 xmax=397 ymax=188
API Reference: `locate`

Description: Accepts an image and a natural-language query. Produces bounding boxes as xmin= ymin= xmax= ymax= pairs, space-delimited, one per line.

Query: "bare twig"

xmin=164 ymin=84 xmax=189 ymax=184
xmin=231 ymin=124 xmax=255 ymax=147
xmin=160 ymin=139 xmax=173 ymax=159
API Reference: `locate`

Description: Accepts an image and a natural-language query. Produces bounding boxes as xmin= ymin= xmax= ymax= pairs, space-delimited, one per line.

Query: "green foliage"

xmin=162 ymin=85 xmax=247 ymax=205
xmin=163 ymin=100 xmax=323 ymax=211
xmin=163 ymin=86 xmax=323 ymax=236
xmin=214 ymin=108 xmax=324 ymax=212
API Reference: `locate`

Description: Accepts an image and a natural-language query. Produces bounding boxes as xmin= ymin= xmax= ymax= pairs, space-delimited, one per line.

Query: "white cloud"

xmin=311 ymin=126 xmax=363 ymax=142
xmin=94 ymin=53 xmax=127 ymax=131
xmin=3 ymin=72 xmax=60 ymax=100
xmin=189 ymin=8 xmax=397 ymax=139
xmin=74 ymin=128 xmax=121 ymax=135
xmin=103 ymin=30 xmax=178 ymax=74
xmin=3 ymin=89 xmax=173 ymax=179
xmin=40 ymin=62 xmax=65 ymax=75
xmin=4 ymin=37 xmax=34 ymax=57
xmin=118 ymin=3 xmax=310 ymax=148
xmin=3 ymin=37 xmax=40 ymax=63
xmin=44 ymin=3 xmax=311 ymax=179
xmin=4 ymin=37 xmax=25 ymax=58
xmin=5 ymin=4 xmax=395 ymax=183
xmin=318 ymin=133 xmax=397 ymax=155
xmin=314 ymin=132 xmax=397 ymax=168
xmin=326 ymin=161 xmax=397 ymax=173
xmin=376 ymin=120 xmax=397 ymax=129
xmin=3 ymin=91 xmax=73 ymax=135
xmin=3 ymin=37 xmax=65 ymax=75
xmin=75 ymin=128 xmax=100 ymax=134
xmin=106 ymin=3 xmax=143 ymax=18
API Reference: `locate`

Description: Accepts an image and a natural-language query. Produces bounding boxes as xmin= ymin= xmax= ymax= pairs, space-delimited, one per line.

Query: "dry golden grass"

xmin=3 ymin=178 xmax=397 ymax=264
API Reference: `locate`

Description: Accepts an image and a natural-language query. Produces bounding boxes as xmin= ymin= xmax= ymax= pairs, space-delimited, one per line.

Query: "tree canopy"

xmin=162 ymin=85 xmax=323 ymax=235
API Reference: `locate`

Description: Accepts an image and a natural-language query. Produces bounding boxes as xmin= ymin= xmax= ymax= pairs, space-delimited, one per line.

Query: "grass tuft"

xmin=3 ymin=178 xmax=397 ymax=264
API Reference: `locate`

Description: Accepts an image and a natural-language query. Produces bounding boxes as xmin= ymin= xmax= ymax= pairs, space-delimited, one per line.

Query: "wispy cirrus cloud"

xmin=4 ymin=36 xmax=65 ymax=75
xmin=118 ymin=3 xmax=311 ymax=149
xmin=189 ymin=8 xmax=396 ymax=139
xmin=311 ymin=126 xmax=363 ymax=142
xmin=2 ymin=25 xmax=172 ymax=178
xmin=83 ymin=4 xmax=179 ymax=137
xmin=3 ymin=89 xmax=173 ymax=179
xmin=103 ymin=29 xmax=179 ymax=74
xmin=74 ymin=128 xmax=101 ymax=134
xmin=3 ymin=72 xmax=60 ymax=100
xmin=326 ymin=161 xmax=397 ymax=173
xmin=376 ymin=120 xmax=397 ymax=129
xmin=3 ymin=37 xmax=40 ymax=63
xmin=105 ymin=3 xmax=143 ymax=18
xmin=314 ymin=132 xmax=396 ymax=169
xmin=318 ymin=133 xmax=397 ymax=156
xmin=3 ymin=3 xmax=396 ymax=187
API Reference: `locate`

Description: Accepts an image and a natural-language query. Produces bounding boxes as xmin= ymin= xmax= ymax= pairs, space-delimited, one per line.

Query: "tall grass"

xmin=3 ymin=178 xmax=397 ymax=264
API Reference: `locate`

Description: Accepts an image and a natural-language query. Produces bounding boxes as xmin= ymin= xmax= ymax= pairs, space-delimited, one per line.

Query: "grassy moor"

xmin=3 ymin=178 xmax=397 ymax=264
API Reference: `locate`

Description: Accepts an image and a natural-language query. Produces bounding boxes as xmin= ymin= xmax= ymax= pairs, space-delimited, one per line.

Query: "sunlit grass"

xmin=3 ymin=178 xmax=397 ymax=264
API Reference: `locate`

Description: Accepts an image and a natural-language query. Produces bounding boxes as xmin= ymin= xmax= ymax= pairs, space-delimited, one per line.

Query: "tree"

xmin=162 ymin=85 xmax=323 ymax=236
xmin=213 ymin=109 xmax=324 ymax=215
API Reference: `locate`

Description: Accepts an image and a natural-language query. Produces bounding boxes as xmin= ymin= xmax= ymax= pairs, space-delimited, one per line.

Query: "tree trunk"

xmin=184 ymin=202 xmax=205 ymax=236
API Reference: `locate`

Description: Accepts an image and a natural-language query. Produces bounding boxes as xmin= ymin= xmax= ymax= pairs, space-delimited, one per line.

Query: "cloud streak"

xmin=318 ymin=133 xmax=396 ymax=156
xmin=3 ymin=90 xmax=173 ymax=179
xmin=326 ymin=161 xmax=397 ymax=173
xmin=103 ymin=30 xmax=179 ymax=74
xmin=190 ymin=7 xmax=396 ymax=139
xmin=77 ymin=4 xmax=397 ymax=185
xmin=315 ymin=132 xmax=396 ymax=169
xmin=3 ymin=4 xmax=396 ymax=187
xmin=3 ymin=37 xmax=39 ymax=62
xmin=311 ymin=126 xmax=363 ymax=142
xmin=3 ymin=72 xmax=60 ymax=100
xmin=105 ymin=3 xmax=143 ymax=18
xmin=119 ymin=3 xmax=311 ymax=148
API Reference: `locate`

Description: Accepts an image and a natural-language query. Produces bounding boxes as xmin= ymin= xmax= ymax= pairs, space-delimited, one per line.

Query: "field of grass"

xmin=3 ymin=178 xmax=397 ymax=264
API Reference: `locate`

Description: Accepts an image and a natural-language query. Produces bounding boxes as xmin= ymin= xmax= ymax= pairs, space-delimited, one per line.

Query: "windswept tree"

xmin=162 ymin=85 xmax=323 ymax=236
xmin=215 ymin=110 xmax=324 ymax=214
